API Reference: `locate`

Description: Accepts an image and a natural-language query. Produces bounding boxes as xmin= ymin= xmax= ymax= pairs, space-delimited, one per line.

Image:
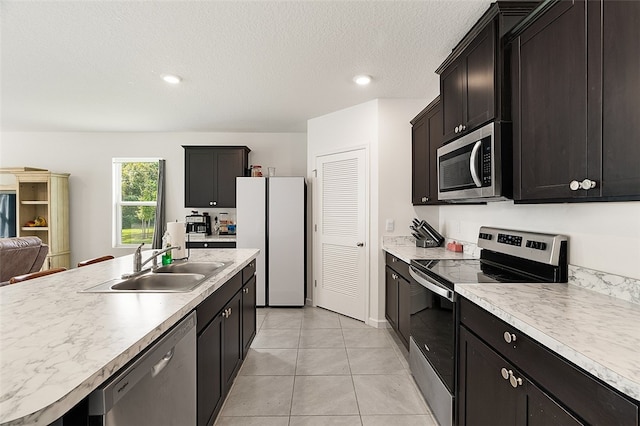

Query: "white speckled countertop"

xmin=456 ymin=283 xmax=640 ymax=402
xmin=382 ymin=236 xmax=477 ymax=263
xmin=0 ymin=248 xmax=258 ymax=425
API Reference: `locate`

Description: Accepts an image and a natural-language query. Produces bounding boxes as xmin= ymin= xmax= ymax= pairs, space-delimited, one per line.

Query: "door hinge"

xmin=314 ymin=280 xmax=317 ymax=288
xmin=314 ymin=224 xmax=317 ymax=232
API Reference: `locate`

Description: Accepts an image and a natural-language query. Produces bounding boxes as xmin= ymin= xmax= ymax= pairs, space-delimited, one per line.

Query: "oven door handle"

xmin=410 ymin=266 xmax=454 ymax=302
xmin=469 ymin=140 xmax=482 ymax=188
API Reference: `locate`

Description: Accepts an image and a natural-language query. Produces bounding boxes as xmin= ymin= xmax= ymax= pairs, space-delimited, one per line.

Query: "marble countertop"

xmin=456 ymin=283 xmax=640 ymax=401
xmin=382 ymin=243 xmax=476 ymax=264
xmin=0 ymin=248 xmax=259 ymax=425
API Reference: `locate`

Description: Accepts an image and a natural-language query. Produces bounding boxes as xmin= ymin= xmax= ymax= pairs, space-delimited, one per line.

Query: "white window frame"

xmin=112 ymin=157 xmax=160 ymax=248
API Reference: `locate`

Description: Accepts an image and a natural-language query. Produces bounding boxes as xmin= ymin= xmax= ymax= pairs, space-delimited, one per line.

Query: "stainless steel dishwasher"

xmin=88 ymin=312 xmax=196 ymax=425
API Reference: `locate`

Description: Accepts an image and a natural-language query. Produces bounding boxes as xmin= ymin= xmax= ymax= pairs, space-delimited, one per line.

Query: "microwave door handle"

xmin=469 ymin=140 xmax=482 ymax=188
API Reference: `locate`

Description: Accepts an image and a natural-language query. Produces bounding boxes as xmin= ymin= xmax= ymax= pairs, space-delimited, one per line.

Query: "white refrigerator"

xmin=236 ymin=176 xmax=306 ymax=306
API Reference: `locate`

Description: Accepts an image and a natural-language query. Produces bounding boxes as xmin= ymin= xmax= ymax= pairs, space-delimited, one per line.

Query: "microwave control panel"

xmin=481 ymin=136 xmax=492 ymax=186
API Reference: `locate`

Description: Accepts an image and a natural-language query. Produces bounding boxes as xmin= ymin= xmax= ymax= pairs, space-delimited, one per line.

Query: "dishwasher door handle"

xmin=151 ymin=348 xmax=175 ymax=378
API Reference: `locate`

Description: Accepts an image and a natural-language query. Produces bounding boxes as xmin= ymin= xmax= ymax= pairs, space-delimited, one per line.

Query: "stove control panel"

xmin=477 ymin=226 xmax=568 ymax=266
xmin=497 ymin=233 xmax=523 ymax=246
xmin=526 ymin=240 xmax=547 ymax=250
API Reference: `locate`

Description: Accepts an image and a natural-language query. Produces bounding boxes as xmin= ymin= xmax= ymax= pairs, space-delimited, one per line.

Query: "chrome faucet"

xmin=124 ymin=243 xmax=182 ymax=278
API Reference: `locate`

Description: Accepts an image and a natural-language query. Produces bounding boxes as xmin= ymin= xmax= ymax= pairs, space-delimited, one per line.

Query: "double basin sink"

xmin=82 ymin=261 xmax=230 ymax=293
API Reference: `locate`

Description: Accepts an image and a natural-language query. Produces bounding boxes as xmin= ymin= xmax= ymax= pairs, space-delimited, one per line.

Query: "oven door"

xmin=408 ymin=267 xmax=455 ymax=393
xmin=408 ymin=266 xmax=456 ymax=426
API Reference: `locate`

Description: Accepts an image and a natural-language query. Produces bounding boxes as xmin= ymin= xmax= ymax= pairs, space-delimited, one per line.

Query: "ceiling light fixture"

xmin=353 ymin=75 xmax=372 ymax=86
xmin=162 ymin=74 xmax=182 ymax=84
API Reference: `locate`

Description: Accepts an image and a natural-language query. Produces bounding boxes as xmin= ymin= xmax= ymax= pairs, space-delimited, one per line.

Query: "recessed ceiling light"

xmin=162 ymin=74 xmax=182 ymax=84
xmin=353 ymin=75 xmax=372 ymax=86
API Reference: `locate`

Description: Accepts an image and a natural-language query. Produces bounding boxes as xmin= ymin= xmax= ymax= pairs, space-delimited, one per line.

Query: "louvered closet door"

xmin=315 ymin=149 xmax=367 ymax=321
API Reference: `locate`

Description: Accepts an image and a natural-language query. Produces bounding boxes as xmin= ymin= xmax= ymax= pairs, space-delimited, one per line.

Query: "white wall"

xmin=440 ymin=201 xmax=640 ymax=280
xmin=0 ymin=131 xmax=306 ymax=266
xmin=307 ymin=98 xmax=432 ymax=325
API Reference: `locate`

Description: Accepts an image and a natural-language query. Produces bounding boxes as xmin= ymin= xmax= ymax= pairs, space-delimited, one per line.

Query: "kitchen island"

xmin=0 ymin=248 xmax=258 ymax=425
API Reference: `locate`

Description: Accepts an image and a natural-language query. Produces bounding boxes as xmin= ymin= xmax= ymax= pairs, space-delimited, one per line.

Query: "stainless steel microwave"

xmin=437 ymin=121 xmax=512 ymax=202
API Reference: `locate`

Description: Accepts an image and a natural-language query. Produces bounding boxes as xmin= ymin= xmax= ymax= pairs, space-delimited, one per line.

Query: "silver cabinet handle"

xmin=501 ymin=368 xmax=511 ymax=380
xmin=581 ymin=178 xmax=596 ymax=190
xmin=510 ymin=374 xmax=523 ymax=388
xmin=570 ymin=179 xmax=597 ymax=191
xmin=357 ymin=242 xmax=364 ymax=247
xmin=391 ymin=257 xmax=397 ymax=263
xmin=503 ymin=331 xmax=517 ymax=344
xmin=462 ymin=125 xmax=466 ymax=131
xmin=391 ymin=273 xmax=398 ymax=280
xmin=209 ymin=201 xmax=217 ymax=206
xmin=421 ymin=196 xmax=428 ymax=202
xmin=455 ymin=126 xmax=460 ymax=133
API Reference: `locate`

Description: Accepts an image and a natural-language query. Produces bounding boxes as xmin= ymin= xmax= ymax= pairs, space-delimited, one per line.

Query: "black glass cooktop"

xmin=410 ymin=258 xmax=542 ymax=290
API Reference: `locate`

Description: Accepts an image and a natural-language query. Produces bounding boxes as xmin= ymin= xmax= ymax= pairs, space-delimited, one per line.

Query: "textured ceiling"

xmin=1 ymin=1 xmax=492 ymax=133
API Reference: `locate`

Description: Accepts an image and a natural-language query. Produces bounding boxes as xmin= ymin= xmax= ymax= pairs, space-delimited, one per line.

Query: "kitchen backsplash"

xmin=569 ymin=266 xmax=640 ymax=305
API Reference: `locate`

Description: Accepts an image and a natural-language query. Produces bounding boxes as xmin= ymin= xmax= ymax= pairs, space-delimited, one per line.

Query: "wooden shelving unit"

xmin=12 ymin=170 xmax=70 ymax=270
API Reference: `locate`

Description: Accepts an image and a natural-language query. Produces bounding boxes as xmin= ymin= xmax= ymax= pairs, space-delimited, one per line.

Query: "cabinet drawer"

xmin=196 ymin=272 xmax=242 ymax=334
xmin=459 ymin=298 xmax=639 ymax=425
xmin=242 ymin=260 xmax=256 ymax=284
xmin=385 ymin=252 xmax=409 ymax=279
xmin=187 ymin=241 xmax=236 ymax=249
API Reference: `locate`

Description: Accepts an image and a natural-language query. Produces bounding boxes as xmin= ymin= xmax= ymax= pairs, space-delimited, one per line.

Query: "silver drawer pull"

xmin=503 ymin=331 xmax=516 ymax=344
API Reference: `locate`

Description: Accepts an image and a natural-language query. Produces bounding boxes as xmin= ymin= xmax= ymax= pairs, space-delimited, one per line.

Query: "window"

xmin=113 ymin=158 xmax=160 ymax=247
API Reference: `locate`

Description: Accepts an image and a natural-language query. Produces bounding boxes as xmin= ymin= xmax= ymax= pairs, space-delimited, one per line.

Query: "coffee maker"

xmin=185 ymin=211 xmax=212 ymax=235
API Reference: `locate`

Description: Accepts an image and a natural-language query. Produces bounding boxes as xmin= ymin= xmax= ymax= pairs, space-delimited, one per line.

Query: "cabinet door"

xmin=464 ymin=22 xmax=495 ymax=131
xmin=385 ymin=266 xmax=399 ymax=331
xmin=214 ymin=149 xmax=246 ymax=208
xmin=599 ymin=0 xmax=640 ymax=198
xmin=411 ymin=112 xmax=430 ymax=205
xmin=512 ymin=0 xmax=588 ymax=201
xmin=197 ymin=315 xmax=223 ymax=426
xmin=222 ymin=291 xmax=243 ymax=392
xmin=458 ymin=326 xmax=523 ymax=425
xmin=185 ymin=148 xmax=216 ymax=207
xmin=527 ymin=381 xmax=584 ymax=426
xmin=412 ymin=99 xmax=443 ymax=205
xmin=441 ymin=60 xmax=465 ymax=143
xmin=242 ymin=275 xmax=257 ymax=359
xmin=397 ymin=274 xmax=410 ymax=349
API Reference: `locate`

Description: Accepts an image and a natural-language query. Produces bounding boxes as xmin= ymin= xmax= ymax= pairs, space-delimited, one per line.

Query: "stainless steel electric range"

xmin=408 ymin=226 xmax=568 ymax=426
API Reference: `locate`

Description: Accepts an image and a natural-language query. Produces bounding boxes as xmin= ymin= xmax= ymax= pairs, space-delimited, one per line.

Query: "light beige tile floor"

xmin=215 ymin=306 xmax=439 ymax=425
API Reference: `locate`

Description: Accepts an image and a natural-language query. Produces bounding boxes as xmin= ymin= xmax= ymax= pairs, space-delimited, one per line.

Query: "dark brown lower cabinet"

xmin=457 ymin=298 xmax=639 ymax=426
xmin=385 ymin=253 xmax=411 ymax=349
xmin=242 ymin=274 xmax=257 ymax=358
xmin=458 ymin=326 xmax=582 ymax=425
xmin=197 ymin=314 xmax=223 ymax=426
xmin=196 ymin=262 xmax=257 ymax=426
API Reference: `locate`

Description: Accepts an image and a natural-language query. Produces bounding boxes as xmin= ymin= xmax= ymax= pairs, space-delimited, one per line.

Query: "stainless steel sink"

xmin=81 ymin=261 xmax=230 ymax=293
xmin=110 ymin=273 xmax=206 ymax=292
xmin=152 ymin=261 xmax=226 ymax=276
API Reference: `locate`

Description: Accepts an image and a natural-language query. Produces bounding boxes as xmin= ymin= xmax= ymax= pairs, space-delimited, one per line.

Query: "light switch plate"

xmin=385 ymin=219 xmax=394 ymax=232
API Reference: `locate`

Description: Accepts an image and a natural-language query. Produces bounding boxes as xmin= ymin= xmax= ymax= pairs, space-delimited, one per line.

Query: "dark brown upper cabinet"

xmin=411 ymin=97 xmax=446 ymax=205
xmin=437 ymin=2 xmax=537 ymax=144
xmin=184 ymin=146 xmax=250 ymax=208
xmin=510 ymin=0 xmax=640 ymax=202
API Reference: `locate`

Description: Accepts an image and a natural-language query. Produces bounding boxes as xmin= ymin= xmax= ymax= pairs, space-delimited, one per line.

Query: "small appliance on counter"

xmin=410 ymin=218 xmax=444 ymax=248
xmin=185 ymin=211 xmax=211 ymax=235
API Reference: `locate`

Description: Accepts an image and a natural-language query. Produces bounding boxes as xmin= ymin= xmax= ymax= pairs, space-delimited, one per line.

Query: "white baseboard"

xmin=367 ymin=317 xmax=390 ymax=329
